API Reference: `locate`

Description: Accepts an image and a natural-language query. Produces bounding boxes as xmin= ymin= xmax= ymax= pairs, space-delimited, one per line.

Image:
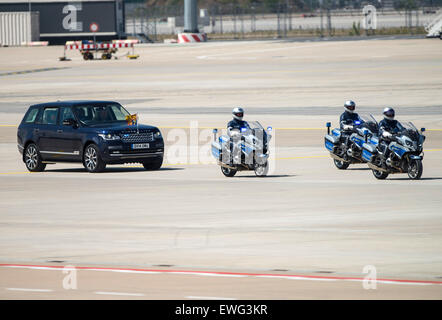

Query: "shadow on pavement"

xmin=45 ymin=167 xmax=184 ymax=173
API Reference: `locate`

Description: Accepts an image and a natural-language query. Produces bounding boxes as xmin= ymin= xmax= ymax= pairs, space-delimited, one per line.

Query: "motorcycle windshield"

xmin=244 ymin=121 xmax=264 ymax=130
xmin=400 ymin=121 xmax=420 ymax=140
xmin=357 ymin=114 xmax=379 ymax=135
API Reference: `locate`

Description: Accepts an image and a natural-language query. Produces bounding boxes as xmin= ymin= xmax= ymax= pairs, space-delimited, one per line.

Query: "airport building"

xmin=0 ymin=0 xmax=125 ymax=45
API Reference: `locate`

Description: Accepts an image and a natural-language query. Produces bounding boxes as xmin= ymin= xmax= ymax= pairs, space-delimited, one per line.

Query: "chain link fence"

xmin=125 ymin=1 xmax=441 ymax=41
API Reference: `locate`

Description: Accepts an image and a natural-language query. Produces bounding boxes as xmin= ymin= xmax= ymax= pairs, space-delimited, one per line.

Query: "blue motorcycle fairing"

xmin=332 ymin=129 xmax=341 ymax=137
xmin=350 ymin=135 xmax=364 ymax=147
xmin=362 ymin=149 xmax=373 ymax=162
xmin=389 ymin=142 xmax=407 ymax=158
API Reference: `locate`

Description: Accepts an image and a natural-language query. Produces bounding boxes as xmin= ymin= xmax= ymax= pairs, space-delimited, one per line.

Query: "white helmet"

xmin=232 ymin=107 xmax=244 ymax=121
xmin=344 ymin=100 xmax=356 ymax=113
xmin=383 ymin=107 xmax=395 ymax=121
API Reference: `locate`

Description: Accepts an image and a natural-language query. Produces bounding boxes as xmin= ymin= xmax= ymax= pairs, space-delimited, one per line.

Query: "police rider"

xmin=227 ymin=107 xmax=249 ymax=163
xmin=340 ymin=100 xmax=363 ymax=146
xmin=378 ymin=107 xmax=404 ymax=161
xmin=227 ymin=107 xmax=249 ymax=135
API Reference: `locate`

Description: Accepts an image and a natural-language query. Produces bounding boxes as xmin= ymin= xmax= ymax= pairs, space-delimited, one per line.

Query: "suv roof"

xmin=30 ymin=100 xmax=119 ymax=108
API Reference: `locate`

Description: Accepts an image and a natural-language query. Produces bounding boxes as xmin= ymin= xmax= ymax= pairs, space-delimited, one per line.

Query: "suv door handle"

xmin=57 ymin=129 xmax=63 ymax=133
xmin=33 ymin=128 xmax=39 ymax=133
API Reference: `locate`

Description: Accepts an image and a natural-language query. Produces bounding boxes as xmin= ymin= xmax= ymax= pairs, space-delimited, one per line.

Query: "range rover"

xmin=17 ymin=101 xmax=164 ymax=173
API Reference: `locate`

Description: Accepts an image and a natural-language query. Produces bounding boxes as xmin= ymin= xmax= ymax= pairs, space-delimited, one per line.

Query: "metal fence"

xmin=125 ymin=1 xmax=441 ymax=41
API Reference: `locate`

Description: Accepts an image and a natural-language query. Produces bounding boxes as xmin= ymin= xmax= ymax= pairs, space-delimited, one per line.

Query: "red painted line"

xmin=0 ymin=263 xmax=441 ymax=285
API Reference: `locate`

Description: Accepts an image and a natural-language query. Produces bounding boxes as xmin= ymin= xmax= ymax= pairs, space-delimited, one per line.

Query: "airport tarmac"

xmin=0 ymin=38 xmax=441 ymax=299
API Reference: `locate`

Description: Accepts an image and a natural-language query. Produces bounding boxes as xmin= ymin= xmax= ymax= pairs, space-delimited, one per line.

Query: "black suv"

xmin=17 ymin=101 xmax=164 ymax=172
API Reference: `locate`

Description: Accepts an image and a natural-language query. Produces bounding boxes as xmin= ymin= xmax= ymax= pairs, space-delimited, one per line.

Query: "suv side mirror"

xmin=63 ymin=118 xmax=77 ymax=127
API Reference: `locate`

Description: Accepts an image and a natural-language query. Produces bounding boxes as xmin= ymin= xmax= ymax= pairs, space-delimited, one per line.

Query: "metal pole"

xmin=184 ymin=0 xmax=198 ymax=33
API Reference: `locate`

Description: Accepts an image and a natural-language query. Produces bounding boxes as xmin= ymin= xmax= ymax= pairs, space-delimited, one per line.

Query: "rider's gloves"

xmin=382 ymin=131 xmax=393 ymax=139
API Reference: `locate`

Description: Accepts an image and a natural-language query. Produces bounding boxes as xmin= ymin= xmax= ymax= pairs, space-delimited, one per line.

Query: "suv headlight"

xmin=154 ymin=131 xmax=162 ymax=139
xmin=98 ymin=133 xmax=120 ymax=141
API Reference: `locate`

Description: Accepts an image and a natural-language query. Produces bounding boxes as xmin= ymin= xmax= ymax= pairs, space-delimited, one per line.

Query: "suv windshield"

xmin=73 ymin=103 xmax=130 ymax=125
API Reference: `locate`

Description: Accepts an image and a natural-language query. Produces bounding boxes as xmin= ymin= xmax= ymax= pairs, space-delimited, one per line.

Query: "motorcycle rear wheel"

xmin=408 ymin=159 xmax=423 ymax=180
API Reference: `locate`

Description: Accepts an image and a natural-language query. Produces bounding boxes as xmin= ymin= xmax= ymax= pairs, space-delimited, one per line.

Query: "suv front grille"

xmin=120 ymin=131 xmax=154 ymax=143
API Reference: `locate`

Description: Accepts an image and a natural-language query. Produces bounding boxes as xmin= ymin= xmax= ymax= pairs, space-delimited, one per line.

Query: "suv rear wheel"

xmin=83 ymin=144 xmax=106 ymax=173
xmin=24 ymin=143 xmax=46 ymax=172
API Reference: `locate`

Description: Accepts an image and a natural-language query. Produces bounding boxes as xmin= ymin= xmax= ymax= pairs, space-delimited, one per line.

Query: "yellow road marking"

xmin=2 ymin=124 xmax=442 ymax=131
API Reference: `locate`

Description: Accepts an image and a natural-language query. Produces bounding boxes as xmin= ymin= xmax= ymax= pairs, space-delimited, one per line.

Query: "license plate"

xmin=132 ymin=143 xmax=149 ymax=149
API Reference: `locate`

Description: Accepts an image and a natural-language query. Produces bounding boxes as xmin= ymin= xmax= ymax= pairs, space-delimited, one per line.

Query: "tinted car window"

xmin=24 ymin=107 xmax=39 ymax=123
xmin=60 ymin=107 xmax=75 ymax=124
xmin=73 ymin=104 xmax=130 ymax=125
xmin=41 ymin=107 xmax=59 ymax=125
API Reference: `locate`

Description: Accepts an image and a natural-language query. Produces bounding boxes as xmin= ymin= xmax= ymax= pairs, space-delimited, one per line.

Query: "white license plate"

xmin=132 ymin=143 xmax=149 ymax=149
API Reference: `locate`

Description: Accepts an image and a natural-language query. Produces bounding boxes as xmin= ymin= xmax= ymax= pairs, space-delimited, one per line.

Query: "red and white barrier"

xmin=177 ymin=33 xmax=207 ymax=44
xmin=65 ymin=43 xmax=134 ymax=50
xmin=112 ymin=39 xmax=139 ymax=45
xmin=21 ymin=41 xmax=49 ymax=47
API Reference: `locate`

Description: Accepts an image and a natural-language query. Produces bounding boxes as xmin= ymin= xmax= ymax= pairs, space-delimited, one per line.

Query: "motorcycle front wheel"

xmin=254 ymin=161 xmax=269 ymax=177
xmin=372 ymin=169 xmax=389 ymax=180
xmin=334 ymin=159 xmax=350 ymax=170
xmin=408 ymin=159 xmax=423 ymax=180
xmin=221 ymin=166 xmax=237 ymax=177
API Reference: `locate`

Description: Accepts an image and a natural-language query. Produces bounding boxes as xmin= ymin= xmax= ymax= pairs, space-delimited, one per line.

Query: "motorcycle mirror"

xmin=267 ymin=126 xmax=273 ymax=132
xmin=326 ymin=122 xmax=331 ymax=128
xmin=213 ymin=128 xmax=218 ymax=134
xmin=421 ymin=128 xmax=426 ymax=132
xmin=212 ymin=128 xmax=218 ymax=141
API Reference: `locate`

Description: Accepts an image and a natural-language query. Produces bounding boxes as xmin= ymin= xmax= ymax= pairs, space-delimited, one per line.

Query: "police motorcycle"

xmin=211 ymin=121 xmax=272 ymax=177
xmin=362 ymin=122 xmax=426 ymax=180
xmin=324 ymin=115 xmax=379 ymax=170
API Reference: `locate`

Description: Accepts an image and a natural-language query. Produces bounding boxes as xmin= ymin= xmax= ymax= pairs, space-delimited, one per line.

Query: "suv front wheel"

xmin=24 ymin=143 xmax=46 ymax=172
xmin=83 ymin=144 xmax=106 ymax=173
xmin=142 ymin=157 xmax=163 ymax=171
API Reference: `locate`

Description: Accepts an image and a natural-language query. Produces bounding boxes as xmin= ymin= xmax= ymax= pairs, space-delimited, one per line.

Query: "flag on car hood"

xmin=125 ymin=113 xmax=138 ymax=126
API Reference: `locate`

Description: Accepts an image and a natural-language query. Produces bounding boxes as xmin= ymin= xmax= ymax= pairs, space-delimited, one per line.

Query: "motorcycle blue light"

xmin=241 ymin=127 xmax=247 ymax=133
xmin=267 ymin=126 xmax=273 ymax=132
xmin=354 ymin=121 xmax=361 ymax=125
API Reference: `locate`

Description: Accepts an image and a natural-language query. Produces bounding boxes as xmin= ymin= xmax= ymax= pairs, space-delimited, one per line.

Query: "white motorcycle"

xmin=211 ymin=121 xmax=272 ymax=177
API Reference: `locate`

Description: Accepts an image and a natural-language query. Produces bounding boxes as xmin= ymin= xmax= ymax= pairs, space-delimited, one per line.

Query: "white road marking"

xmin=94 ymin=291 xmax=145 ymax=297
xmin=6 ymin=288 xmax=53 ymax=292
xmin=186 ymin=296 xmax=236 ymax=300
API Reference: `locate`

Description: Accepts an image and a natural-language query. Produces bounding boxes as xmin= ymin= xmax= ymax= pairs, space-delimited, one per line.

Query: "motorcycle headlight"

xmin=98 ymin=133 xmax=120 ymax=141
xmin=405 ymin=140 xmax=413 ymax=147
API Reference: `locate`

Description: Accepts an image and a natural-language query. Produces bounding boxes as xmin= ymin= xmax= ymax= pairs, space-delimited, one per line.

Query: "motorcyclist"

xmin=227 ymin=107 xmax=249 ymax=164
xmin=378 ymin=107 xmax=404 ymax=160
xmin=227 ymin=107 xmax=249 ymax=134
xmin=340 ymin=100 xmax=363 ymax=147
